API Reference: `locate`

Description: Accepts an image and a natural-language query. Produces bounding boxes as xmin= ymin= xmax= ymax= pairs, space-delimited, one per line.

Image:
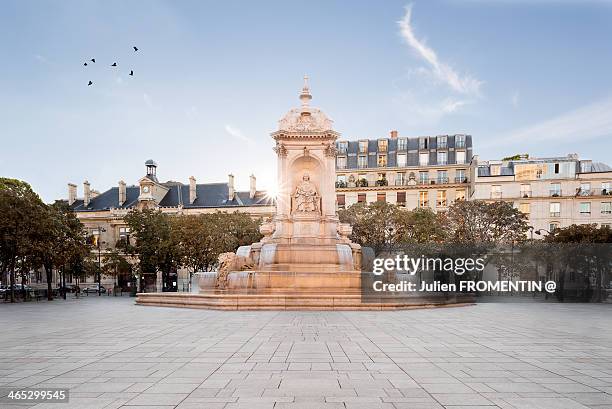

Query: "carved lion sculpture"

xmin=216 ymin=252 xmax=255 ymax=289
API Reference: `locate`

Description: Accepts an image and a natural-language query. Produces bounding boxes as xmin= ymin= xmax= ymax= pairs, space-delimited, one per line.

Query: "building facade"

xmin=63 ymin=161 xmax=275 ymax=290
xmin=334 ymin=132 xmax=474 ymax=211
xmin=473 ymin=154 xmax=612 ymax=234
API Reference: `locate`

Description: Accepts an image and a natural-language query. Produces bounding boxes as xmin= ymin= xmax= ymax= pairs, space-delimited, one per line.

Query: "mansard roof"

xmin=70 ymin=182 xmax=274 ymax=212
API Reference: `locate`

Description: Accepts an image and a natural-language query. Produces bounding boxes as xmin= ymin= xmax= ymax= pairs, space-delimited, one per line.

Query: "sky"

xmin=1 ymin=0 xmax=612 ymax=202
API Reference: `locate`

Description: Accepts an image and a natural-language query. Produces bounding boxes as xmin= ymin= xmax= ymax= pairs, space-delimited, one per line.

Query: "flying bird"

xmin=88 ymin=81 xmax=93 ymax=86
xmin=133 ymin=46 xmax=138 ymax=52
xmin=111 ymin=62 xmax=117 ymax=67
xmin=90 ymin=58 xmax=96 ymax=63
xmin=129 ymin=70 xmax=134 ymax=76
xmin=83 ymin=62 xmax=88 ymax=66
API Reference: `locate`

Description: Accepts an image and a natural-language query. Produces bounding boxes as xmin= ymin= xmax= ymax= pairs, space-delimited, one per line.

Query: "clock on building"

xmin=143 ymin=186 xmax=150 ymax=193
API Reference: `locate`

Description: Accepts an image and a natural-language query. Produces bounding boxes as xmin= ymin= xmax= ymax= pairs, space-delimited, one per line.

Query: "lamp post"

xmin=94 ymin=226 xmax=106 ymax=296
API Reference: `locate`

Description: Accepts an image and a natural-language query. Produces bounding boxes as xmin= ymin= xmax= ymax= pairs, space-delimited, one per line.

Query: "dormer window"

xmin=377 ymin=139 xmax=388 ymax=152
xmin=358 ymin=140 xmax=368 ymax=153
xmin=437 ymin=136 xmax=448 ymax=149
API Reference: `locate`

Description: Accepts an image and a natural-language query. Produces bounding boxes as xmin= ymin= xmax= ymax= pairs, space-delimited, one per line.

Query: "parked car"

xmin=58 ymin=284 xmax=78 ymax=293
xmin=82 ymin=284 xmax=106 ymax=294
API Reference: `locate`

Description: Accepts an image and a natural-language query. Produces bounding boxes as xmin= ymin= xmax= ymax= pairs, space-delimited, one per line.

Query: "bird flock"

xmin=85 ymin=46 xmax=139 ymax=86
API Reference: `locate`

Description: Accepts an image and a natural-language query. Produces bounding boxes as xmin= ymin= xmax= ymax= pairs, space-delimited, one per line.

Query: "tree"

xmin=0 ymin=178 xmax=48 ymax=302
xmin=173 ymin=212 xmax=262 ymax=290
xmin=102 ymin=248 xmax=132 ymax=289
xmin=338 ymin=202 xmax=398 ymax=255
xmin=544 ymin=224 xmax=612 ymax=302
xmin=35 ymin=201 xmax=89 ymax=300
xmin=124 ymin=209 xmax=180 ymax=292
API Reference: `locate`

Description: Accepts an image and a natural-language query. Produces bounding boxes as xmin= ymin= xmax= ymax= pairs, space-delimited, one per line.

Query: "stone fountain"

xmin=136 ymin=77 xmax=473 ymax=310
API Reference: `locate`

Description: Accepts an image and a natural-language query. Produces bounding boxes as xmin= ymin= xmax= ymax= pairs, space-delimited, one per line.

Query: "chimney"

xmin=228 ymin=174 xmax=235 ymax=201
xmin=68 ymin=183 xmax=77 ymax=206
xmin=189 ymin=176 xmax=197 ymax=204
xmin=83 ymin=180 xmax=91 ymax=207
xmin=249 ymin=174 xmax=256 ymax=199
xmin=118 ymin=180 xmax=126 ymax=206
xmin=390 ymin=130 xmax=398 ymax=139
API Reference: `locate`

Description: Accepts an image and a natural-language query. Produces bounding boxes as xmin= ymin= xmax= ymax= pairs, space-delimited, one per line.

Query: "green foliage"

xmin=502 ymin=154 xmax=528 ymax=161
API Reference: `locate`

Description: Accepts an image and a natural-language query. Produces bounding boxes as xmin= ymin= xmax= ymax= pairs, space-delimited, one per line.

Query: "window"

xmin=455 ymin=169 xmax=466 ymax=183
xmin=518 ymin=203 xmax=530 ymax=215
xmin=554 ymin=163 xmax=560 ymax=174
xmin=579 ymin=183 xmax=591 ymax=196
xmin=601 ymin=202 xmax=611 ymax=214
xmin=549 ymin=223 xmax=559 ymax=232
xmin=336 ymin=175 xmax=346 ymax=188
xmin=358 ymin=155 xmax=367 ymax=169
xmin=377 ymin=192 xmax=386 ymax=202
xmin=436 ymin=190 xmax=447 ymax=208
xmin=580 ymin=202 xmax=591 ymax=214
xmin=602 ymin=182 xmax=611 ymax=195
xmin=396 ymin=192 xmax=406 ymax=206
xmin=398 ymin=138 xmax=407 ymax=151
xmin=550 ymin=183 xmax=561 ymax=197
xmin=337 ymin=141 xmax=348 ymax=153
xmin=550 ymin=202 xmax=561 ymax=217
xmin=520 ymin=184 xmax=531 ymax=198
xmin=455 ymin=151 xmax=466 ymax=164
xmin=437 ymin=170 xmax=448 ymax=184
xmin=396 ymin=153 xmax=407 ymax=167
xmin=419 ymin=171 xmax=429 ymax=185
xmin=419 ymin=152 xmax=429 ymax=166
xmin=118 ymin=227 xmax=130 ymax=241
xmin=437 ymin=135 xmax=447 ymax=149
xmin=419 ymin=191 xmax=429 ymax=208
xmin=491 ymin=165 xmax=501 ymax=176
xmin=358 ymin=140 xmax=368 ymax=153
xmin=437 ymin=151 xmax=447 ymax=165
xmin=455 ymin=134 xmax=466 ymax=149
xmin=455 ymin=189 xmax=465 ymax=202
xmin=336 ymin=156 xmax=347 ymax=169
xmin=491 ymin=185 xmax=502 ymax=199
xmin=395 ymin=172 xmax=406 ymax=186
xmin=377 ymin=139 xmax=388 ymax=152
xmin=377 ymin=154 xmax=387 ymax=167
xmin=602 ymin=223 xmax=611 ymax=228
xmin=357 ymin=193 xmax=366 ymax=203
xmin=419 ymin=137 xmax=428 ymax=150
xmin=337 ymin=194 xmax=345 ymax=209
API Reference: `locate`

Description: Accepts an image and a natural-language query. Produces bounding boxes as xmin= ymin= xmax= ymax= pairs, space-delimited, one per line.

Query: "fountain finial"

xmin=299 ymin=74 xmax=312 ymax=107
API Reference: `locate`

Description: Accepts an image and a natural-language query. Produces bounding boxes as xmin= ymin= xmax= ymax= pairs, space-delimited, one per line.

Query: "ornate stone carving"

xmin=216 ymin=252 xmax=254 ymax=289
xmin=324 ymin=143 xmax=337 ymax=157
xmin=278 ymin=108 xmax=334 ymax=132
xmin=293 ymin=173 xmax=319 ymax=213
xmin=273 ymin=142 xmax=287 ymax=157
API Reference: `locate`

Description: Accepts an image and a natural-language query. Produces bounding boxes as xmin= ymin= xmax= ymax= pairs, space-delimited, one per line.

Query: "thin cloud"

xmin=225 ymin=124 xmax=253 ymax=144
xmin=398 ymin=4 xmax=483 ymax=96
xmin=494 ymin=97 xmax=612 ymax=145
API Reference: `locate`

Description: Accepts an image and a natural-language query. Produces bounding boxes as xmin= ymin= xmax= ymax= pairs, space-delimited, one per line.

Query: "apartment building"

xmin=334 ymin=131 xmax=474 ymax=211
xmin=473 ymin=154 xmax=612 ymax=234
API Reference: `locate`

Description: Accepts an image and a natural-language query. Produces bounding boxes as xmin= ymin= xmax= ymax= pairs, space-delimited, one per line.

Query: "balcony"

xmin=436 ymin=177 xmax=449 ymax=184
xmin=549 ymin=190 xmax=562 ymax=197
xmin=520 ymin=191 xmax=532 ymax=198
xmin=550 ymin=212 xmax=561 ymax=217
xmin=375 ymin=179 xmax=388 ymax=187
xmin=455 ymin=141 xmax=466 ymax=149
xmin=454 ymin=177 xmax=468 ymax=184
xmin=576 ymin=188 xmax=592 ymax=197
xmin=437 ymin=160 xmax=448 ymax=165
xmin=437 ymin=142 xmax=448 ymax=149
xmin=335 ymin=181 xmax=347 ymax=188
xmin=356 ymin=179 xmax=369 ymax=187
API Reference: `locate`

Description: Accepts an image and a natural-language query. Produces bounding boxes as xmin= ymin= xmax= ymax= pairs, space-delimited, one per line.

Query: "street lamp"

xmin=93 ymin=226 xmax=106 ymax=296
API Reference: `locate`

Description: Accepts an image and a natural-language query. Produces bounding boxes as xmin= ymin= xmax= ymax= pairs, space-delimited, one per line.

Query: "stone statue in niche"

xmin=294 ymin=173 xmax=319 ymax=213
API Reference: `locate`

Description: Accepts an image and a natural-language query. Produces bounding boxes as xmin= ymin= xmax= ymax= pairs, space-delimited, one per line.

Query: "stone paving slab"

xmin=0 ymin=297 xmax=611 ymax=408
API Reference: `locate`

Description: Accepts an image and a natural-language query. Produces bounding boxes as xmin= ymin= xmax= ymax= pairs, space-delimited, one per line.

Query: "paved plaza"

xmin=1 ymin=298 xmax=612 ymax=409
